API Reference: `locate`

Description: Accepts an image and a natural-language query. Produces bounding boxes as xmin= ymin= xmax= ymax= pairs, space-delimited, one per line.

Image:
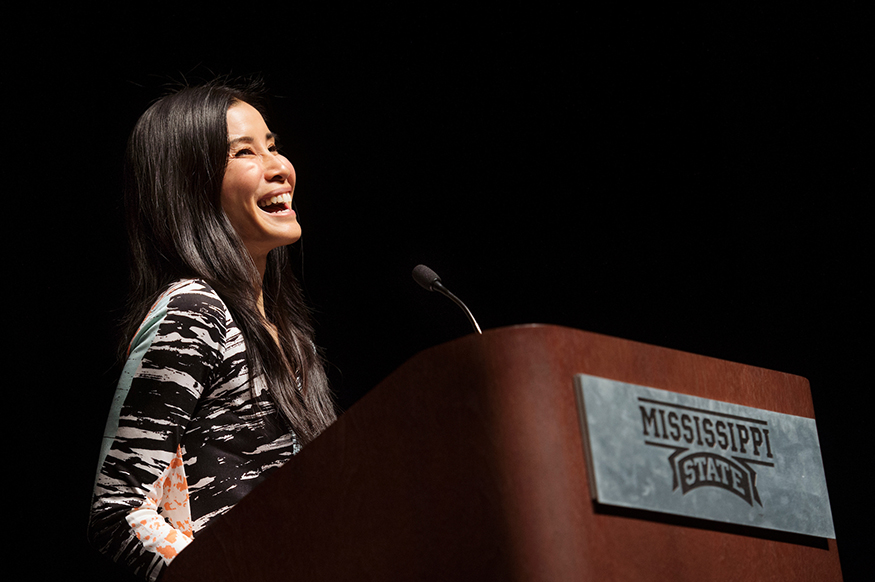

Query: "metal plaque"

xmin=574 ymin=373 xmax=835 ymax=538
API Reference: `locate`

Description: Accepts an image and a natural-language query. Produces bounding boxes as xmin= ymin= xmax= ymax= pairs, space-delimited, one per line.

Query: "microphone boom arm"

xmin=432 ymin=280 xmax=483 ymax=334
xmin=412 ymin=264 xmax=483 ymax=335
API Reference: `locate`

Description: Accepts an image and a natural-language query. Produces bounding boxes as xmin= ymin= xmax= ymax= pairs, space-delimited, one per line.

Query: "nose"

xmin=265 ymin=154 xmax=293 ymax=183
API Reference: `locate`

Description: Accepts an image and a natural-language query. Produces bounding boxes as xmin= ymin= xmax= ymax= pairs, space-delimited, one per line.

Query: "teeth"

xmin=258 ymin=193 xmax=292 ymax=208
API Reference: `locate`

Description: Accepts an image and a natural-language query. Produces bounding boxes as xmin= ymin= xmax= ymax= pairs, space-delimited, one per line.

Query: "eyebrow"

xmin=228 ymin=132 xmax=279 ymax=147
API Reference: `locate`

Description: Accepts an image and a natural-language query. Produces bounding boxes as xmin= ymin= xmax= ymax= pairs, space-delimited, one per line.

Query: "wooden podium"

xmin=163 ymin=324 xmax=842 ymax=581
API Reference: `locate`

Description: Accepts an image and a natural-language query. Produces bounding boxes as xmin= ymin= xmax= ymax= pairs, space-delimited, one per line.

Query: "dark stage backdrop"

xmin=12 ymin=5 xmax=868 ymax=581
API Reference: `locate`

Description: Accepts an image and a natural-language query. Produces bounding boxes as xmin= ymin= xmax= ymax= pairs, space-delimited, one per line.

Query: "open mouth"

xmin=258 ymin=192 xmax=293 ymax=214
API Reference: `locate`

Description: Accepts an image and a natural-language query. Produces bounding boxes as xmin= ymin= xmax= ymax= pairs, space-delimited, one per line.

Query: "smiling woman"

xmin=221 ymin=101 xmax=301 ymax=270
xmin=87 ymin=81 xmax=336 ymax=581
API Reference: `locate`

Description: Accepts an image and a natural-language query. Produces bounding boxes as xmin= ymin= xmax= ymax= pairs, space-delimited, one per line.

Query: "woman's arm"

xmin=88 ymin=281 xmax=227 ymax=581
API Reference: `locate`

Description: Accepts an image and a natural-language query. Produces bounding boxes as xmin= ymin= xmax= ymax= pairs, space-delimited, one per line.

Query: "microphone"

xmin=412 ymin=264 xmax=483 ymax=334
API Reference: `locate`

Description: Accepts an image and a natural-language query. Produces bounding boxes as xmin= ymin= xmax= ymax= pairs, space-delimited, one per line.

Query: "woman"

xmin=88 ymin=81 xmax=336 ymax=581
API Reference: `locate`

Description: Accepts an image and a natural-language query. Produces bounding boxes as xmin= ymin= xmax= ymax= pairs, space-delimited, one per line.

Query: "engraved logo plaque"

xmin=574 ymin=374 xmax=835 ymax=538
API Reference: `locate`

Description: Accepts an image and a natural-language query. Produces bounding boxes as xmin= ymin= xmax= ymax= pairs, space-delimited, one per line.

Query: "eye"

xmin=233 ymin=148 xmax=255 ymax=157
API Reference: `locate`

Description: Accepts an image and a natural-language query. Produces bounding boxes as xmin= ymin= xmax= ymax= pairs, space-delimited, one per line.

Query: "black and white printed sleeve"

xmin=88 ymin=280 xmax=300 ymax=581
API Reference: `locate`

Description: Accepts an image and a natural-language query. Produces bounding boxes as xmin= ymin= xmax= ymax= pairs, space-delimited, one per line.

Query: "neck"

xmin=246 ymin=247 xmax=279 ymax=344
xmin=254 ymin=277 xmax=279 ymax=345
xmin=246 ymin=245 xmax=268 ymax=316
xmin=253 ymin=256 xmax=267 ymax=319
xmin=255 ymin=286 xmax=266 ymax=319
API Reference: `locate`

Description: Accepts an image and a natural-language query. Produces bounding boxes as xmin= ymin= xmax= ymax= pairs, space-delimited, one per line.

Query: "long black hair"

xmin=121 ymin=80 xmax=335 ymax=442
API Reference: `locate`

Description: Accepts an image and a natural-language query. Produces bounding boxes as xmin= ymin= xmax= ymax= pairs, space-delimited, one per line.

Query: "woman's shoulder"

xmin=160 ymin=278 xmax=229 ymax=316
xmin=139 ymin=279 xmax=229 ymax=329
xmin=128 ymin=279 xmax=231 ymax=359
xmin=162 ymin=278 xmax=221 ymax=301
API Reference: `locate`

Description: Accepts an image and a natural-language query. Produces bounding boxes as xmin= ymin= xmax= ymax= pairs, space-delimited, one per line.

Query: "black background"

xmin=10 ymin=3 xmax=869 ymax=580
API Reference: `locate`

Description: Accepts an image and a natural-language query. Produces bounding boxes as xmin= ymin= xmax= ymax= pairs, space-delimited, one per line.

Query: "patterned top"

xmin=88 ymin=279 xmax=301 ymax=581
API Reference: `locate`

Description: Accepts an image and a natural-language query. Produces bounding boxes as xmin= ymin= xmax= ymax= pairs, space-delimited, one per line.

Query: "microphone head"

xmin=412 ymin=264 xmax=441 ymax=291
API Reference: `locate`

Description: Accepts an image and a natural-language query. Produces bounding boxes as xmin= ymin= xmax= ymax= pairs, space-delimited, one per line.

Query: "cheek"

xmin=219 ymin=181 xmax=238 ymax=216
xmin=220 ymin=168 xmax=257 ymax=210
xmin=219 ymin=186 xmax=254 ymax=234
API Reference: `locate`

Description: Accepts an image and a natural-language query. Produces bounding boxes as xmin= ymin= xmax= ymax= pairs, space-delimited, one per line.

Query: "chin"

xmin=272 ymin=227 xmax=303 ymax=249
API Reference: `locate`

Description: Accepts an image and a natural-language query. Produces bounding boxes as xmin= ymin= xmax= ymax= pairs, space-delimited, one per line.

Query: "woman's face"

xmin=220 ymin=101 xmax=300 ymax=263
